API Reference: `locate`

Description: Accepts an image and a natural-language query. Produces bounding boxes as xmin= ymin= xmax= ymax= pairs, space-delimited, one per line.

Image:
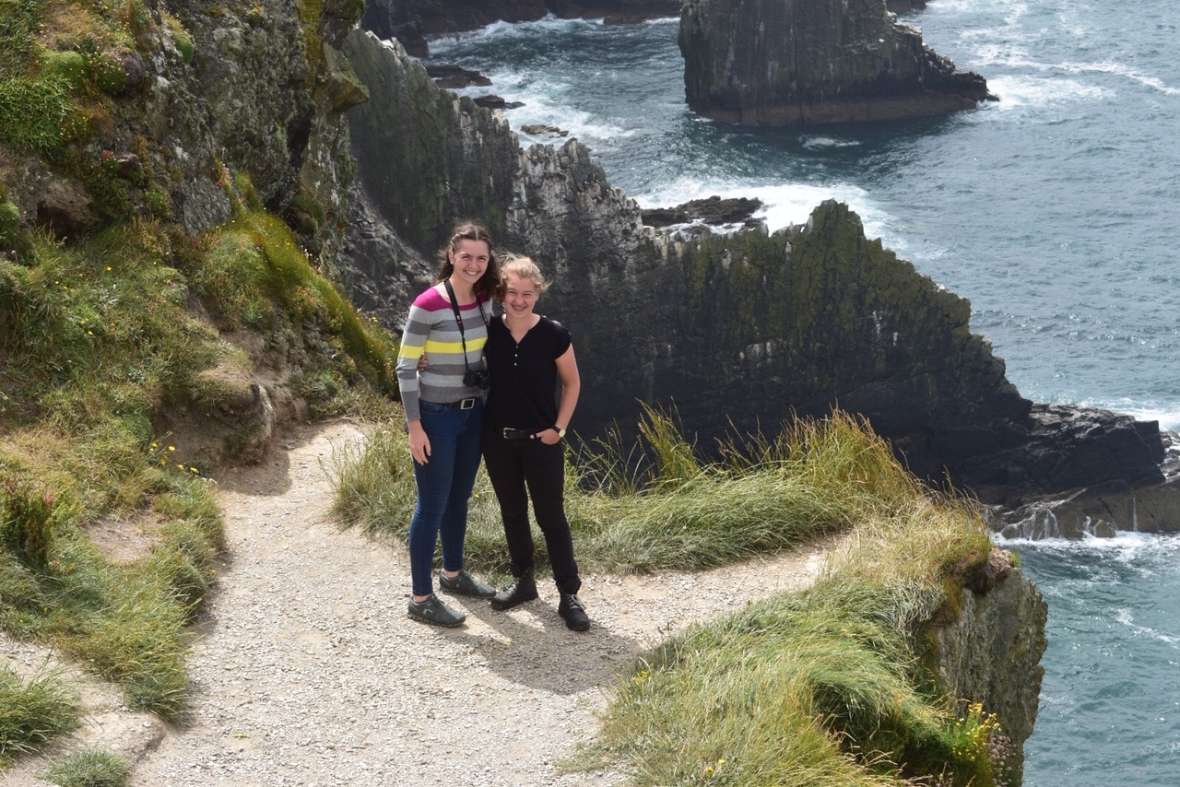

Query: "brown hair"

xmin=497 ymin=255 xmax=548 ymax=299
xmin=436 ymin=221 xmax=499 ymax=300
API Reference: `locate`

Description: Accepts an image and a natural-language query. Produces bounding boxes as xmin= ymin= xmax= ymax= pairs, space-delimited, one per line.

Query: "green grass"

xmin=44 ymin=749 xmax=130 ymax=787
xmin=331 ymin=408 xmax=923 ymax=575
xmin=583 ymin=431 xmax=1004 ymax=786
xmin=0 ymin=666 xmax=80 ymax=767
xmin=1 ymin=209 xmax=396 ymax=718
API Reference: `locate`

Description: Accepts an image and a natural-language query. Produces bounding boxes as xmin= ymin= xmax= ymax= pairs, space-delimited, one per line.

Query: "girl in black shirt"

xmin=481 ymin=257 xmax=589 ymax=631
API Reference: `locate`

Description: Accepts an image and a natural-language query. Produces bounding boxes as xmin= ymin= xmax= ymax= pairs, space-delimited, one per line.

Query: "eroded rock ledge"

xmin=679 ymin=0 xmax=992 ymax=126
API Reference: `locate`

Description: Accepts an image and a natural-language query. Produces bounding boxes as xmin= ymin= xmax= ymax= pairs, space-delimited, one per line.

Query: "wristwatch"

xmin=555 ymin=425 xmax=567 ymax=439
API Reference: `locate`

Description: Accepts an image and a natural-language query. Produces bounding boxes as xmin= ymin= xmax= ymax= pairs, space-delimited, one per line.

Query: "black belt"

xmin=434 ymin=397 xmax=479 ymax=410
xmin=501 ymin=427 xmax=536 ymax=440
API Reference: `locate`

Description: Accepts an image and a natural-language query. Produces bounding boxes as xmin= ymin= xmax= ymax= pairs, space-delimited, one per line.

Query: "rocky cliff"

xmin=679 ymin=0 xmax=992 ymax=125
xmin=340 ymin=31 xmax=1173 ymax=517
xmin=930 ymin=548 xmax=1048 ymax=782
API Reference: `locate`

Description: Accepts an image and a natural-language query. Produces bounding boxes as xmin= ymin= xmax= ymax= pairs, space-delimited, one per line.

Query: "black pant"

xmin=482 ymin=429 xmax=581 ymax=595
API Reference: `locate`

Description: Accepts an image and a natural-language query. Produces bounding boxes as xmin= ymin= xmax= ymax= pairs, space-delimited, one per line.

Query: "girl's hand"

xmin=408 ymin=422 xmax=431 ymax=464
xmin=416 ymin=354 xmax=429 ymax=373
xmin=535 ymin=428 xmax=561 ymax=446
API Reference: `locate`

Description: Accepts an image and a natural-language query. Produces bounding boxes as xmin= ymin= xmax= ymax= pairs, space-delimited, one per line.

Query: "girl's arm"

xmin=538 ymin=345 xmax=581 ymax=444
xmin=396 ymin=303 xmax=433 ymax=463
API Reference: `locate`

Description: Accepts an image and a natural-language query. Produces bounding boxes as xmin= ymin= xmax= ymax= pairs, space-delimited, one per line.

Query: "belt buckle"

xmin=502 ymin=427 xmax=512 ymax=439
xmin=459 ymin=398 xmax=476 ymax=410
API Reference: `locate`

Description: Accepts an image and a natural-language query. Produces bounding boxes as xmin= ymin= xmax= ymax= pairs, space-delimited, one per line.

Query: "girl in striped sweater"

xmin=395 ymin=222 xmax=499 ymax=627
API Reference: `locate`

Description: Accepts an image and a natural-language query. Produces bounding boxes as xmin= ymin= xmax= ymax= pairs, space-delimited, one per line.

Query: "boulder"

xmin=679 ymin=0 xmax=993 ymax=126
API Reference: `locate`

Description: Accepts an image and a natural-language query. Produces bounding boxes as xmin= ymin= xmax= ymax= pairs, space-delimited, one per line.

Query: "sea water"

xmin=422 ymin=2 xmax=1180 ymax=782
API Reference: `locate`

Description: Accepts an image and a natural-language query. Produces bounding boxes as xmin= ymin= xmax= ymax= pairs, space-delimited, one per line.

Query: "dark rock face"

xmin=679 ymin=0 xmax=993 ymax=126
xmin=641 ymin=195 xmax=763 ymax=228
xmin=933 ymin=549 xmax=1047 ymax=782
xmin=340 ymin=31 xmax=1172 ymax=524
xmin=886 ymin=0 xmax=928 ymax=12
xmin=344 ymin=34 xmax=518 ymax=253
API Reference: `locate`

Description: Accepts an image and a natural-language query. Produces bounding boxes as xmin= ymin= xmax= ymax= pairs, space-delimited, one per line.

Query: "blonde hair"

xmin=498 ymin=255 xmax=548 ymax=297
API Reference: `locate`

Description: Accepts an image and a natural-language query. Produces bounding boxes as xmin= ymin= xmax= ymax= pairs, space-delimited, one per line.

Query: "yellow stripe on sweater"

xmin=423 ymin=337 xmax=487 ymax=354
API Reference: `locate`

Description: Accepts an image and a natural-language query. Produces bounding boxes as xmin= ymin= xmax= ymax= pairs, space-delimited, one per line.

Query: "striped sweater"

xmin=396 ymin=286 xmax=490 ymax=423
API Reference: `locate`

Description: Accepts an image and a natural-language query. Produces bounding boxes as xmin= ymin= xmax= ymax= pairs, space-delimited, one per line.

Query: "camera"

xmin=463 ymin=368 xmax=491 ymax=391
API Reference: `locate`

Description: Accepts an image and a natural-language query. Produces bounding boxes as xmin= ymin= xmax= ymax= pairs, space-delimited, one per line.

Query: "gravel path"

xmin=124 ymin=421 xmax=836 ymax=786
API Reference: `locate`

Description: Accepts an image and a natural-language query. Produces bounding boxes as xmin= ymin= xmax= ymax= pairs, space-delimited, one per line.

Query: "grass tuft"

xmin=44 ymin=748 xmax=130 ymax=787
xmin=0 ymin=666 xmax=79 ymax=766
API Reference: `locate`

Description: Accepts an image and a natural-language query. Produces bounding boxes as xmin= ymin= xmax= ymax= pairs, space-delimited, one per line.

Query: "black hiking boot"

xmin=490 ymin=573 xmax=538 ymax=611
xmin=438 ymin=569 xmax=496 ymax=599
xmin=407 ymin=595 xmax=466 ymax=627
xmin=558 ymin=593 xmax=590 ymax=632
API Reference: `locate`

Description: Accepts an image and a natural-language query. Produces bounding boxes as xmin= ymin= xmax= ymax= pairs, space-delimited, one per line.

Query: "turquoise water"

xmin=422 ymin=2 xmax=1180 ymax=782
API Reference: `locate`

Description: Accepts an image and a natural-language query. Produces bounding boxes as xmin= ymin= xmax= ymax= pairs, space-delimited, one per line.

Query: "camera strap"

xmin=443 ymin=280 xmax=487 ymax=375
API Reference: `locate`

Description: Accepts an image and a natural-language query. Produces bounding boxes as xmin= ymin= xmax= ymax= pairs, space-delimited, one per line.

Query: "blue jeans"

xmin=408 ymin=399 xmax=483 ymax=596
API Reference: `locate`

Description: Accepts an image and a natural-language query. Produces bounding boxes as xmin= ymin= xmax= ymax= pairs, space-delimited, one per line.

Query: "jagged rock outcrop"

xmin=340 ymin=31 xmax=1174 ymax=529
xmin=930 ymin=549 xmax=1048 ymax=782
xmin=361 ymin=0 xmax=682 ymax=56
xmin=679 ymin=0 xmax=992 ymax=125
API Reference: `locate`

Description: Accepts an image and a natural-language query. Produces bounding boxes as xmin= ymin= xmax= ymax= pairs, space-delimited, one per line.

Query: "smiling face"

xmin=448 ymin=239 xmax=490 ymax=291
xmin=502 ymin=272 xmax=539 ymax=318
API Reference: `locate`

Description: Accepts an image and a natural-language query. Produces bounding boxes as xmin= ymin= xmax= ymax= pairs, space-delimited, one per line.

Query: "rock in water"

xmin=641 ymin=195 xmax=763 ymax=228
xmin=424 ymin=64 xmax=492 ymax=88
xmin=520 ymin=123 xmax=570 ymax=137
xmin=679 ymin=0 xmax=993 ymax=126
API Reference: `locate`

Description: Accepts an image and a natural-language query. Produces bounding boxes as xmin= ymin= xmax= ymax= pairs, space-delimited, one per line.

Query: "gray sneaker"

xmin=438 ymin=570 xmax=496 ymax=599
xmin=407 ymin=595 xmax=466 ymax=627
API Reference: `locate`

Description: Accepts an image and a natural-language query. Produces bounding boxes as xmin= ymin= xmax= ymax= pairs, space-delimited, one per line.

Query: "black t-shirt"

xmin=485 ymin=315 xmax=572 ymax=431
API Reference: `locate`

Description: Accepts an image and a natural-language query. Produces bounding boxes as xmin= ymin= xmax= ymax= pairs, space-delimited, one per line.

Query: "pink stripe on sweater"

xmin=412 ymin=287 xmax=487 ymax=311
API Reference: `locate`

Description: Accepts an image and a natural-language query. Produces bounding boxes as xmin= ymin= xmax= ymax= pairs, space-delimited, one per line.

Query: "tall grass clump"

xmin=585 ymin=419 xmax=1000 ymax=786
xmin=0 ymin=667 xmax=79 ymax=766
xmin=44 ymin=749 xmax=130 ymax=787
xmin=331 ymin=407 xmax=938 ymax=575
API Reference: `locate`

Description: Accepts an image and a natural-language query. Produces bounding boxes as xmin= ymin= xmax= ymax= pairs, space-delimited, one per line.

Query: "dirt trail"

xmin=11 ymin=421 xmax=837 ymax=786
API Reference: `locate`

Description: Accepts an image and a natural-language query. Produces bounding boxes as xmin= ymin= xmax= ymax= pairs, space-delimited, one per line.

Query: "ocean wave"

xmin=1057 ymin=60 xmax=1180 ymax=96
xmin=987 ymin=75 xmax=1110 ymax=110
xmin=633 ymin=178 xmax=891 ymax=238
xmin=1114 ymin=608 xmax=1180 ymax=647
xmin=428 ymin=13 xmax=605 ymax=54
xmin=644 ymin=16 xmax=680 ymax=26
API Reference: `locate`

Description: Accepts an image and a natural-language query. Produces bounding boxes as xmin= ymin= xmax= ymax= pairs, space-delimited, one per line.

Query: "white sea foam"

xmin=428 ymin=13 xmax=605 ymax=54
xmin=449 ymin=68 xmax=639 ymax=148
xmin=644 ymin=16 xmax=680 ymax=26
xmin=799 ymin=136 xmax=862 ymax=150
xmin=633 ymin=178 xmax=892 ymax=239
xmin=987 ymin=75 xmax=1110 ymax=110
